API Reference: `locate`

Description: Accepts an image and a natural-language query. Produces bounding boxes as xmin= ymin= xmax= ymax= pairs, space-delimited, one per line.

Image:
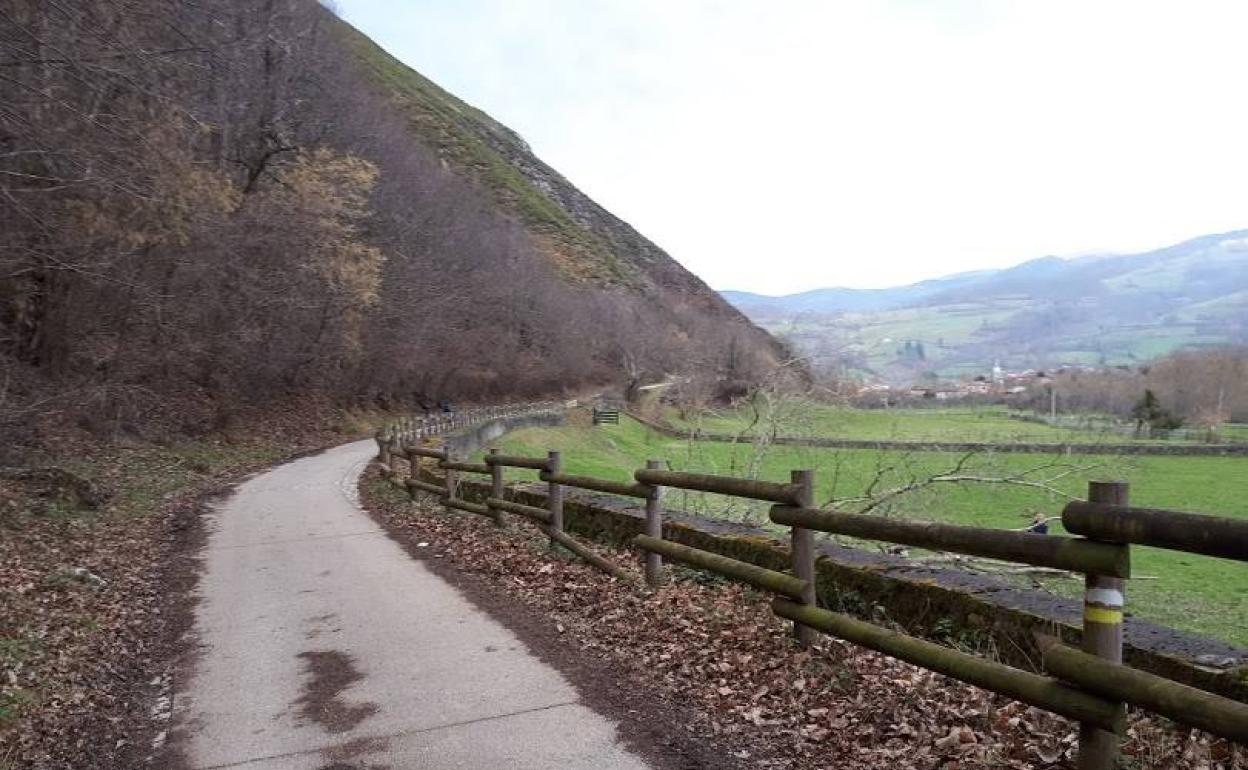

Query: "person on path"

xmin=1025 ymin=512 xmax=1050 ymax=535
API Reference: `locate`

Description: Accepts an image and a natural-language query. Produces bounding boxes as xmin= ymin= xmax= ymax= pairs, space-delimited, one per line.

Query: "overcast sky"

xmin=333 ymin=1 xmax=1248 ymax=295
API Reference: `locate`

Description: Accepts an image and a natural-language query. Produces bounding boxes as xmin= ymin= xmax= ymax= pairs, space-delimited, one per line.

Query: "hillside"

xmin=325 ymin=14 xmax=785 ymax=380
xmin=724 ymin=231 xmax=1248 ymax=381
xmin=0 ymin=2 xmax=783 ymax=451
xmin=336 ymin=21 xmax=737 ymax=304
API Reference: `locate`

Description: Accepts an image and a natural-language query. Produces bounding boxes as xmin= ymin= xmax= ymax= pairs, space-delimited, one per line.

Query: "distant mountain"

xmin=723 ymin=231 xmax=1248 ymax=382
xmin=721 ymin=269 xmax=992 ymax=315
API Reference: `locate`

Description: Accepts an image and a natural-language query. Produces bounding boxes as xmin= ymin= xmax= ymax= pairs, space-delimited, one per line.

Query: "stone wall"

xmin=633 ymin=414 xmax=1248 ymax=457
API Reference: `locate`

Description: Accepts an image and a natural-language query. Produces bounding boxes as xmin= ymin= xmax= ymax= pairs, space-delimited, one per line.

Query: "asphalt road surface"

xmin=175 ymin=439 xmax=654 ymax=769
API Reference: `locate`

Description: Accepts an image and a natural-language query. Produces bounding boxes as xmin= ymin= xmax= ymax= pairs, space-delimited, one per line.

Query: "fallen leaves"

xmin=361 ymin=470 xmax=1245 ymax=770
xmin=0 ymin=499 xmax=167 ymax=769
xmin=1 ymin=423 xmax=347 ymax=769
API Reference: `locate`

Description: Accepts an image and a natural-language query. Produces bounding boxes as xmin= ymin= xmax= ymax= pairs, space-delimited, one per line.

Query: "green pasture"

xmin=478 ymin=414 xmax=1248 ymax=646
xmin=665 ymin=403 xmax=1134 ymax=443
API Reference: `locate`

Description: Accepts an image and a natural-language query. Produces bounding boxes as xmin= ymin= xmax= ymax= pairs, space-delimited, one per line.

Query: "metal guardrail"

xmin=376 ymin=405 xmax=1248 ymax=766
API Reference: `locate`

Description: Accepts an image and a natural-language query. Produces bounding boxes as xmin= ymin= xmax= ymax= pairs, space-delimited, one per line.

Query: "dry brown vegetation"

xmin=0 ymin=3 xmax=786 ymax=763
xmin=0 ymin=407 xmax=351 ymax=769
xmin=1021 ymin=348 xmax=1248 ymax=433
xmin=0 ymin=0 xmax=782 ymax=458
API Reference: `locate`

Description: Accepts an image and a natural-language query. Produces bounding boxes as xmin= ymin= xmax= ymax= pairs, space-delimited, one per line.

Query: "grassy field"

xmin=478 ymin=412 xmax=1248 ymax=646
xmin=752 ymin=295 xmax=1222 ymax=381
xmin=662 ymin=402 xmax=1213 ymax=444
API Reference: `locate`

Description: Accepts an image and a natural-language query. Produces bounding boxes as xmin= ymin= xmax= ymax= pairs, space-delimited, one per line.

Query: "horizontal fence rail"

xmin=438 ymin=459 xmax=491 ymax=474
xmin=445 ymin=498 xmax=491 ymax=517
xmin=1063 ymin=501 xmax=1248 ymax=561
xmin=539 ymin=470 xmax=651 ymax=499
xmin=485 ymin=453 xmax=551 ymax=471
xmin=549 ymin=527 xmax=637 ymax=582
xmin=1042 ymin=640 xmax=1248 ymax=744
xmin=633 ymin=534 xmax=809 ymax=599
xmin=771 ymin=505 xmax=1131 ymax=578
xmin=407 ymin=446 xmax=448 ymax=460
xmin=485 ymin=497 xmax=553 ymax=524
xmin=773 ymin=599 xmax=1125 ymax=732
xmin=406 ymin=479 xmax=444 ymax=497
xmin=376 ymin=403 xmax=1248 ymax=768
xmin=634 ymin=468 xmax=804 ymax=505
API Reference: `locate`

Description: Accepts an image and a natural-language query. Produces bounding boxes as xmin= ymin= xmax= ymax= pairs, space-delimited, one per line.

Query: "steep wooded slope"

xmin=0 ymin=1 xmax=783 ymax=450
xmin=333 ymin=18 xmax=765 ymax=327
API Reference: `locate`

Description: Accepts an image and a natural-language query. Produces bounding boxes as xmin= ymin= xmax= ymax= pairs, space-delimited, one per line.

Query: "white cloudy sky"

xmin=333 ymin=1 xmax=1248 ymax=295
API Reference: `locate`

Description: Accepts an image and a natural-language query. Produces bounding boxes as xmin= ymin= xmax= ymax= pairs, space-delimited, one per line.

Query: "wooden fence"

xmin=375 ymin=411 xmax=1248 ymax=767
xmin=374 ymin=401 xmax=563 ymax=469
xmin=592 ymin=407 xmax=620 ymax=425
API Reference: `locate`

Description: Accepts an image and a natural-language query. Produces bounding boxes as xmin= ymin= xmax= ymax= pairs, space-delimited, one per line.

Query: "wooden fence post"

xmin=376 ymin=431 xmax=390 ymax=467
xmin=547 ymin=450 xmax=564 ymax=545
xmin=1078 ymin=480 xmax=1128 ymax=770
xmin=391 ymin=432 xmax=403 ymax=465
xmin=644 ymin=459 xmax=664 ymax=587
xmin=405 ymin=449 xmax=417 ymax=499
xmin=444 ymin=447 xmax=457 ymax=515
xmin=488 ymin=447 xmax=506 ymax=528
xmin=791 ymin=469 xmax=817 ymax=646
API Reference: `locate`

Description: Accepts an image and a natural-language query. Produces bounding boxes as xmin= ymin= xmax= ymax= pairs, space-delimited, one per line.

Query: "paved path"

xmin=176 ymin=440 xmax=654 ymax=770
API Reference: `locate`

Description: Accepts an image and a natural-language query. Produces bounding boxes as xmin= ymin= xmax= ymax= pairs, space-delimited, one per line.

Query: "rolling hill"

xmin=723 ymin=231 xmax=1248 ymax=382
